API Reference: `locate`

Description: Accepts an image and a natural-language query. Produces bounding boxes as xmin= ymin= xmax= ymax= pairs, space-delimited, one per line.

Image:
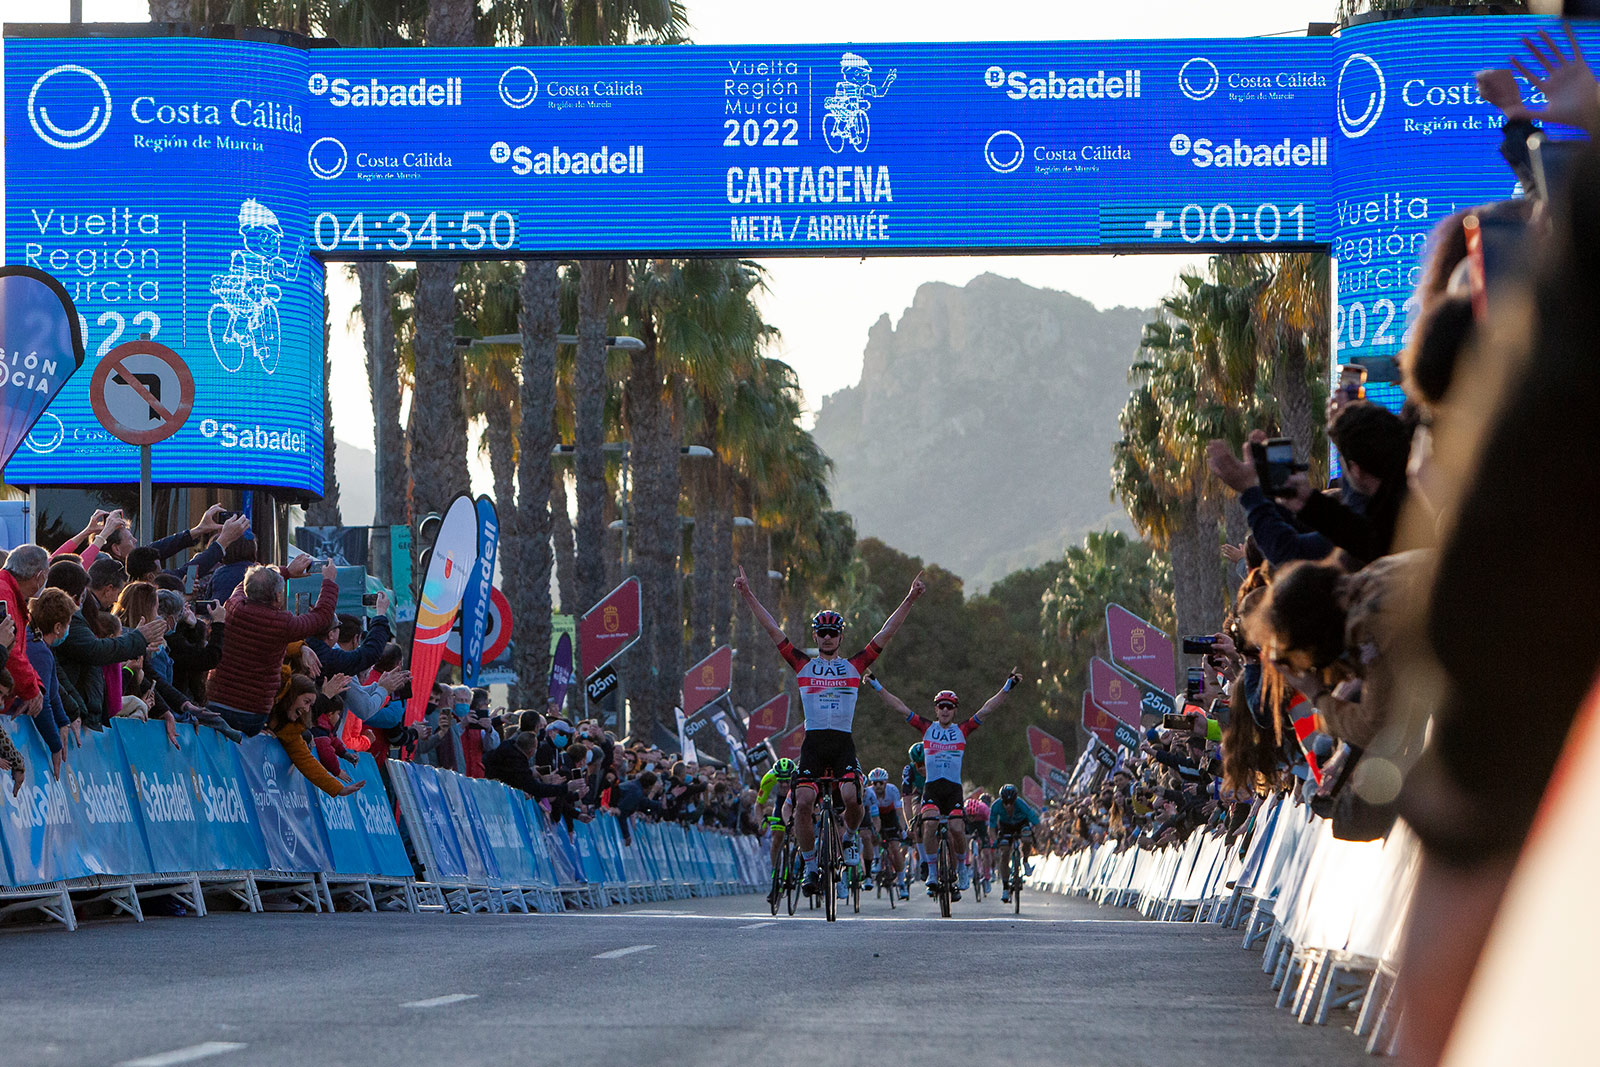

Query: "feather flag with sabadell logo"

xmin=458 ymin=495 xmax=500 ymax=687
xmin=405 ymin=494 xmax=479 ymax=726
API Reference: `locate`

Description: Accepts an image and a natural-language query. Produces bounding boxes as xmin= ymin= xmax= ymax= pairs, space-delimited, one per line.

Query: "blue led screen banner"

xmin=294 ymin=37 xmax=1334 ymax=255
xmin=3 ymin=15 xmax=1595 ymax=491
xmin=4 ymin=38 xmax=323 ymax=493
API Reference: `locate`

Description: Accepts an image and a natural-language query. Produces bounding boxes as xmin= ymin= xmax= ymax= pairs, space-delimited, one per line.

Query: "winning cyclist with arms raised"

xmin=867 ymin=669 xmax=1020 ymax=898
xmin=735 ymin=565 xmax=926 ymax=899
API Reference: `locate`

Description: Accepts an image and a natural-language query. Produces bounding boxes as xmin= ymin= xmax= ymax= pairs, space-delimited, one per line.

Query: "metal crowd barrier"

xmin=1027 ymin=794 xmax=1419 ymax=1056
xmin=0 ymin=715 xmax=767 ymax=930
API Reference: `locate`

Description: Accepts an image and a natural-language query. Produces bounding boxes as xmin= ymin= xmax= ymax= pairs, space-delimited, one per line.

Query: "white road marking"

xmin=400 ymin=993 xmax=479 ymax=1008
xmin=116 ymin=1042 xmax=246 ymax=1067
xmin=593 ymin=943 xmax=656 ymax=959
xmin=739 ymin=921 xmax=778 ymax=929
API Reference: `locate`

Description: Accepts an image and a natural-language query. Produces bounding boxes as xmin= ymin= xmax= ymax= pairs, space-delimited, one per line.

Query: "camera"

xmin=1180 ymin=635 xmax=1217 ymax=654
xmin=1249 ymin=437 xmax=1307 ymax=498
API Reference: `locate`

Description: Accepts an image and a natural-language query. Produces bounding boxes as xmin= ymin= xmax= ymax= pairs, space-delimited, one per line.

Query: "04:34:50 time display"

xmin=312 ymin=210 xmax=518 ymax=252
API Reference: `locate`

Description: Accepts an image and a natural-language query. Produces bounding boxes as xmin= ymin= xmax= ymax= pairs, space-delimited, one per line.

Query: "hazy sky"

xmin=6 ymin=0 xmax=1336 ymax=485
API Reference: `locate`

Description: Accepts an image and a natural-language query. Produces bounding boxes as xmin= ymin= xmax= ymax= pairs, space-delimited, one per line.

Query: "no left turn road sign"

xmin=89 ymin=340 xmax=195 ymax=446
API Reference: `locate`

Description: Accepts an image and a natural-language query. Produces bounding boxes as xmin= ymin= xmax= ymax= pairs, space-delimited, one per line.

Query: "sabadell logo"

xmin=1337 ymin=53 xmax=1386 ymax=139
xmin=28 ymin=64 xmax=113 ymax=149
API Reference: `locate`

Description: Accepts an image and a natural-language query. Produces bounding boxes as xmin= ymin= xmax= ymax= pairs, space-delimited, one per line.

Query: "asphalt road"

xmin=1 ymin=883 xmax=1370 ymax=1067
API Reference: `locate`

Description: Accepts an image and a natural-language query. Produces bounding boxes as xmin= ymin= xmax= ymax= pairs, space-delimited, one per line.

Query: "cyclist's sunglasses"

xmin=934 ymin=701 xmax=956 ymax=710
xmin=813 ymin=626 xmax=842 ymax=638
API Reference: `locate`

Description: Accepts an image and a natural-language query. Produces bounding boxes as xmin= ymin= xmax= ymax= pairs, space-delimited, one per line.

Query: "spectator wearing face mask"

xmin=24 ymin=587 xmax=81 ymax=777
xmin=484 ymin=730 xmax=587 ymax=802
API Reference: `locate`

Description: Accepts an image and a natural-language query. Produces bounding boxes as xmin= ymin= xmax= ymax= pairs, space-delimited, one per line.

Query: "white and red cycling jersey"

xmin=905 ymin=713 xmax=983 ymax=784
xmin=778 ymin=639 xmax=881 ymax=733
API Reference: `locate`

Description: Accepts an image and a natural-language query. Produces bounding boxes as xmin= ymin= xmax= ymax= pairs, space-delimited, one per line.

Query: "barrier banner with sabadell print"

xmin=116 ymin=719 xmax=268 ymax=873
xmin=316 ymin=753 xmax=411 ymax=878
xmin=61 ymin=721 xmax=152 ymax=876
xmin=0 ymin=714 xmax=91 ymax=885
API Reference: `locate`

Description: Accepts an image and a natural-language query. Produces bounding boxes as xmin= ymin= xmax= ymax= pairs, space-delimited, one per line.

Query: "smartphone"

xmin=1249 ymin=437 xmax=1301 ymax=498
xmin=362 ymin=593 xmax=381 ymax=607
xmin=0 ymin=599 xmax=8 ymax=622
xmin=184 ymin=563 xmax=198 ymax=594
xmin=1162 ymin=713 xmax=1190 ymax=731
xmin=193 ymin=599 xmax=218 ymax=615
xmin=1185 ymin=667 xmax=1205 ymax=699
xmin=1181 ymin=635 xmax=1217 ymax=654
xmin=1337 ymin=363 xmax=1367 ymax=402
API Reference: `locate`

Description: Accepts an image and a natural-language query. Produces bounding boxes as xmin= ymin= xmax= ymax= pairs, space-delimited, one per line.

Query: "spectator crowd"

xmin=1026 ymin=30 xmax=1600 ymax=1067
xmin=0 ymin=506 xmax=762 ymax=859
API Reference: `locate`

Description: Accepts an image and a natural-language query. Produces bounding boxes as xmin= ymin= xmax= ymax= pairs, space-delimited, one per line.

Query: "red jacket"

xmin=208 ymin=577 xmax=338 ymax=717
xmin=0 ymin=570 xmax=41 ymax=701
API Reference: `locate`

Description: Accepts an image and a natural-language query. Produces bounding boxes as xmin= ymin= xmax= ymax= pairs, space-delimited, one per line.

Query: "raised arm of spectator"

xmin=283 ymin=561 xmax=340 ymax=640
xmin=54 ymin=510 xmax=109 ymax=558
xmin=871 ymin=570 xmax=926 ymax=651
xmin=1285 ymin=479 xmax=1385 ymax=563
xmin=1206 ymin=440 xmax=1331 ymax=564
xmin=733 ymin=566 xmax=791 ymax=648
xmin=274 ymin=721 xmax=362 ymax=797
xmin=182 ymin=513 xmax=249 ymax=580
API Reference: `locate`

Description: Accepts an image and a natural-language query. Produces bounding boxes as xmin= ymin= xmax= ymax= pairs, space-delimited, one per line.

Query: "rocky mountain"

xmin=812 ymin=273 xmax=1147 ymax=591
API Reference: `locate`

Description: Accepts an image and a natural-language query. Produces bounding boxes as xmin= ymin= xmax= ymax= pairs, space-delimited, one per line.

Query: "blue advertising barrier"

xmin=116 ymin=720 xmax=269 ymax=873
xmin=0 ymin=715 xmax=90 ymax=886
xmin=235 ymin=736 xmax=332 ymax=874
xmin=60 ymin=723 xmax=152 ymax=877
xmin=3 ymin=712 xmax=764 ymax=926
xmin=393 ymin=760 xmax=468 ymax=881
xmin=316 ymin=754 xmax=412 ymax=879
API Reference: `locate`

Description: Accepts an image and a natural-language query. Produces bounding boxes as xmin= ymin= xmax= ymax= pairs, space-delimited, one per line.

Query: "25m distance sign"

xmin=300 ymin=39 xmax=1333 ymax=255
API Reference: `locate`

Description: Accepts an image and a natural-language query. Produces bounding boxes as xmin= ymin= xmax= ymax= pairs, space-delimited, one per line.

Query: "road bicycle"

xmin=999 ymin=833 xmax=1027 ymax=914
xmin=810 ymin=774 xmax=846 ymax=923
xmin=967 ymin=835 xmax=987 ymax=904
xmin=920 ymin=811 xmax=959 ymax=918
xmin=875 ymin=845 xmax=898 ymax=910
xmin=770 ymin=817 xmax=802 ymax=917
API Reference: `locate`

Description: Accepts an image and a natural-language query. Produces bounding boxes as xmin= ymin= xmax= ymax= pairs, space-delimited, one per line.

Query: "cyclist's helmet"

xmin=774 ymin=758 xmax=798 ymax=780
xmin=811 ymin=609 xmax=844 ymax=636
xmin=867 ymin=767 xmax=889 ymax=784
xmin=980 ymin=792 xmax=994 ymax=805
xmin=934 ymin=689 xmax=958 ymax=708
xmin=909 ymin=742 xmax=925 ymax=764
xmin=1000 ymin=784 xmax=1019 ymax=803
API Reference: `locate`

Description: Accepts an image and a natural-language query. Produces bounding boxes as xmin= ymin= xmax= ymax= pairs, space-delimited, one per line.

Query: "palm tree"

xmin=620 ymin=258 xmax=773 ymax=739
xmin=305 ymin=289 xmax=343 ymax=524
xmin=406 ymin=0 xmax=476 ymax=526
xmin=1039 ymin=530 xmax=1173 ymax=714
xmin=1112 ymin=288 xmax=1228 ymax=641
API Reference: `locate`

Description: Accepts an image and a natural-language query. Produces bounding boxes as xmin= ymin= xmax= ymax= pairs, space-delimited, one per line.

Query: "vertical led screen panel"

xmin=4 ymin=38 xmax=323 ymax=493
xmin=1331 ymin=18 xmax=1599 ymax=389
xmin=298 ymin=39 xmax=1333 ymax=256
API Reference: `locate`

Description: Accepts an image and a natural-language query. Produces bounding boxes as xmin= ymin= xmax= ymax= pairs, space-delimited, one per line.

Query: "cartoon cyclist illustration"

xmin=822 ymin=52 xmax=896 ymax=154
xmin=208 ymin=198 xmax=304 ymax=375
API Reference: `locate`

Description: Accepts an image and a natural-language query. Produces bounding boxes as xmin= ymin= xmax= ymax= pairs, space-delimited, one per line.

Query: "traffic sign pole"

xmin=139 ymin=445 xmax=153 ymax=544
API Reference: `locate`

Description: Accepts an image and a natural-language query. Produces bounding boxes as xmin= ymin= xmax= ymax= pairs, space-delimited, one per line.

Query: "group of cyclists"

xmin=735 ymin=567 xmax=1043 ymax=913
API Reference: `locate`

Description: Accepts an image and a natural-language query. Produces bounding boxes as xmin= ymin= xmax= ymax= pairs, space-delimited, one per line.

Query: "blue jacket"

xmin=24 ymin=630 xmax=71 ymax=754
xmin=1240 ymin=486 xmax=1333 ymax=565
xmin=305 ymin=615 xmax=392 ymax=678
